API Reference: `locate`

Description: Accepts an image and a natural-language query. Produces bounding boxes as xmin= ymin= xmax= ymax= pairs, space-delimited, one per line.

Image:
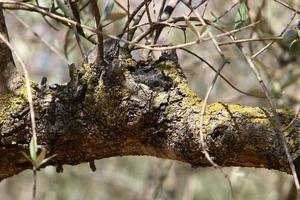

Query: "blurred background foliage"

xmin=1 ymin=0 xmax=300 ymax=199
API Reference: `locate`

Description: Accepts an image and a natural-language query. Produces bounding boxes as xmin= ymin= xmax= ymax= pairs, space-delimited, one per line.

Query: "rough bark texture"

xmin=0 ymin=10 xmax=300 ymax=181
xmin=0 ymin=45 xmax=300 ymax=180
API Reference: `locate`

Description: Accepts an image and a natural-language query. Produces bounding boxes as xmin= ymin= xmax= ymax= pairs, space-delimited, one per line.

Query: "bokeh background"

xmin=0 ymin=0 xmax=299 ymax=199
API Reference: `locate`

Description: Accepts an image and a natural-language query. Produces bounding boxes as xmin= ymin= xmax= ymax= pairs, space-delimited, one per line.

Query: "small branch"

xmin=218 ymin=36 xmax=282 ymax=46
xmin=8 ymin=11 xmax=69 ymax=65
xmin=179 ymin=48 xmax=265 ymax=98
xmin=90 ymin=0 xmax=103 ymax=64
xmin=273 ymin=0 xmax=300 ymax=14
xmin=0 ymin=1 xmax=263 ymax=52
xmin=252 ymin=0 xmax=297 ymax=58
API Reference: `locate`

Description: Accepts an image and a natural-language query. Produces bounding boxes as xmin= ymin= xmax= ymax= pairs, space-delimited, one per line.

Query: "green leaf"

xmin=35 ymin=149 xmax=47 ymax=168
xmin=234 ymin=1 xmax=248 ymax=29
xmin=199 ymin=25 xmax=208 ymax=36
xmin=101 ymin=0 xmax=115 ymax=22
xmin=272 ymin=81 xmax=281 ymax=96
xmin=185 ymin=17 xmax=200 ymax=38
xmin=106 ymin=12 xmax=127 ymax=21
xmin=289 ymin=39 xmax=300 ymax=54
xmin=39 ymin=154 xmax=57 ymax=166
xmin=29 ymin=136 xmax=37 ymax=162
xmin=283 ymin=29 xmax=298 ymax=44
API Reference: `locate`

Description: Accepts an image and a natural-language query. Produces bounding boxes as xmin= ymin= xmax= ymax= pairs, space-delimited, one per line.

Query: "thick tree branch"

xmin=0 ymin=45 xmax=299 ymax=181
xmin=0 ymin=6 xmax=299 ymax=182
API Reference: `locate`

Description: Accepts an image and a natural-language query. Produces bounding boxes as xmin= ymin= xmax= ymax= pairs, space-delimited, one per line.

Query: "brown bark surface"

xmin=0 ymin=9 xmax=300 ymax=181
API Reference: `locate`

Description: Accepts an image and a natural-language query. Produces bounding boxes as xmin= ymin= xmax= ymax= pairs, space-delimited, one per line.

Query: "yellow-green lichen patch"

xmin=207 ymin=103 xmax=271 ymax=125
xmin=159 ymin=60 xmax=202 ymax=107
xmin=82 ymin=63 xmax=99 ymax=91
xmin=85 ymin=78 xmax=129 ymax=125
xmin=158 ymin=60 xmax=185 ymax=82
xmin=123 ymin=58 xmax=137 ymax=70
xmin=0 ymin=76 xmax=40 ymax=125
xmin=178 ymin=82 xmax=201 ymax=107
xmin=152 ymin=92 xmax=169 ymax=109
xmin=18 ymin=76 xmax=38 ymax=98
xmin=283 ymin=127 xmax=296 ymax=137
xmin=0 ymin=94 xmax=27 ymax=124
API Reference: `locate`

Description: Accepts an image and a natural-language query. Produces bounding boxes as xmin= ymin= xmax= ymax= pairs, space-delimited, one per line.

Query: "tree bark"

xmin=0 ymin=9 xmax=300 ymax=181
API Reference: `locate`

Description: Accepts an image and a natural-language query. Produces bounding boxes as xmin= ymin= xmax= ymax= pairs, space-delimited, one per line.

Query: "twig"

xmin=144 ymin=0 xmax=152 ymax=25
xmin=274 ymin=0 xmax=300 ymax=14
xmin=243 ymin=48 xmax=300 ymax=191
xmin=8 ymin=11 xmax=69 ymax=65
xmin=218 ymin=36 xmax=282 ymax=46
xmin=66 ymin=0 xmax=85 ymax=59
xmin=187 ymin=5 xmax=235 ymax=199
xmin=90 ymin=0 xmax=103 ymax=64
xmin=113 ymin=0 xmax=128 ymax=13
xmin=179 ymin=48 xmax=265 ymax=98
xmin=120 ymin=0 xmax=150 ymax=40
xmin=252 ymin=0 xmax=297 ymax=58
xmin=212 ymin=1 xmax=239 ymax=22
xmin=0 ymin=1 xmax=262 ymax=52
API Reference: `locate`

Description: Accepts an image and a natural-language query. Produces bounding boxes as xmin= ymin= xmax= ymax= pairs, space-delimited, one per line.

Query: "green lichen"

xmin=158 ymin=60 xmax=184 ymax=81
xmin=157 ymin=60 xmax=202 ymax=107
xmin=207 ymin=103 xmax=271 ymax=125
xmin=152 ymin=92 xmax=169 ymax=109
xmin=283 ymin=127 xmax=296 ymax=137
xmin=82 ymin=62 xmax=98 ymax=91
xmin=0 ymin=93 xmax=27 ymax=124
xmin=0 ymin=77 xmax=37 ymax=125
xmin=179 ymin=82 xmax=201 ymax=107
xmin=123 ymin=58 xmax=137 ymax=70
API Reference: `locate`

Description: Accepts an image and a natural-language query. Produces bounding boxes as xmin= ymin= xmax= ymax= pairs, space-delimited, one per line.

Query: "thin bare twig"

xmin=218 ymin=36 xmax=282 ymax=46
xmin=119 ymin=0 xmax=150 ymax=40
xmin=243 ymin=50 xmax=300 ymax=191
xmin=8 ymin=11 xmax=69 ymax=65
xmin=90 ymin=0 xmax=103 ymax=64
xmin=212 ymin=1 xmax=239 ymax=22
xmin=180 ymin=48 xmax=265 ymax=98
xmin=66 ymin=0 xmax=85 ymax=59
xmin=274 ymin=0 xmax=300 ymax=14
xmin=186 ymin=5 xmax=235 ymax=199
xmin=252 ymin=0 xmax=298 ymax=58
xmin=0 ymin=1 xmax=262 ymax=52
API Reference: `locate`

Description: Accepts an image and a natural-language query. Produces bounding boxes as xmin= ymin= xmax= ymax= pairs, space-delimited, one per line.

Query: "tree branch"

xmin=0 ymin=5 xmax=299 ymax=182
xmin=0 ymin=46 xmax=299 ymax=180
